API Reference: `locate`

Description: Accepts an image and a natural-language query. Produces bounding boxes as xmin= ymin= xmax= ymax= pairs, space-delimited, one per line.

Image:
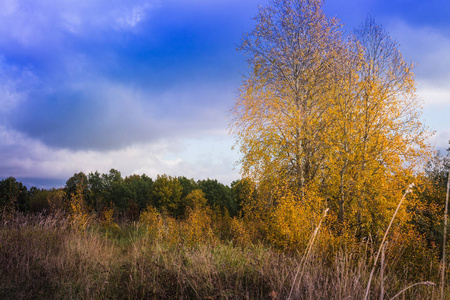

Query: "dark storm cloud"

xmin=0 ymin=0 xmax=258 ymax=151
xmin=10 ymin=78 xmax=235 ymax=151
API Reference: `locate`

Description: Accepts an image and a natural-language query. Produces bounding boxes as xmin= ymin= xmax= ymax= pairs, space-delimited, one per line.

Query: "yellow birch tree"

xmin=230 ymin=0 xmax=431 ymax=241
xmin=231 ymin=0 xmax=344 ymax=226
xmin=325 ymin=17 xmax=431 ymax=236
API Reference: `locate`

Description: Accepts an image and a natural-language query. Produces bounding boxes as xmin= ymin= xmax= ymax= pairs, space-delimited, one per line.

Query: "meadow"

xmin=0 ymin=201 xmax=443 ymax=299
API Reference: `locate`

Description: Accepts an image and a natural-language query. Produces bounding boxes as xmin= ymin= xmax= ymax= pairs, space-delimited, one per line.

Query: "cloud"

xmin=6 ymin=73 xmax=234 ymax=151
xmin=386 ymin=21 xmax=450 ymax=151
xmin=428 ymin=129 xmax=450 ymax=153
xmin=0 ymin=0 xmax=155 ymax=44
xmin=0 ymin=125 xmax=239 ymax=188
xmin=388 ymin=20 xmax=450 ymax=151
xmin=386 ymin=21 xmax=450 ymax=106
xmin=0 ymin=58 xmax=37 ymax=114
xmin=416 ymin=84 xmax=450 ymax=107
xmin=5 ymin=0 xmax=448 ymax=188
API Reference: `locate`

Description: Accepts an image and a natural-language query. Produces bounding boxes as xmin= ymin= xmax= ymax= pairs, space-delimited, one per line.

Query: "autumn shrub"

xmin=267 ymin=189 xmax=326 ymax=252
xmin=139 ymin=204 xmax=162 ymax=240
xmin=240 ymin=198 xmax=271 ymax=244
xmin=183 ymin=206 xmax=215 ymax=247
xmin=210 ymin=208 xmax=233 ymax=240
xmin=68 ymin=181 xmax=92 ymax=232
xmin=101 ymin=204 xmax=120 ymax=235
xmin=386 ymin=226 xmax=440 ymax=281
xmin=160 ymin=214 xmax=182 ymax=246
xmin=127 ymin=199 xmax=140 ymax=220
xmin=229 ymin=217 xmax=253 ymax=246
xmin=184 ymin=189 xmax=208 ymax=210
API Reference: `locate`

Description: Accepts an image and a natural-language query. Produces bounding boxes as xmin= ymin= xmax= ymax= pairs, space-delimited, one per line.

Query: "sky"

xmin=0 ymin=0 xmax=449 ymax=188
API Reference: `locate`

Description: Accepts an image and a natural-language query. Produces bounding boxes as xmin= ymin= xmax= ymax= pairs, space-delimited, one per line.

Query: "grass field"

xmin=0 ymin=210 xmax=442 ymax=299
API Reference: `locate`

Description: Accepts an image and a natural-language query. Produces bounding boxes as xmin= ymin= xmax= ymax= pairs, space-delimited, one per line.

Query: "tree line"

xmin=0 ymin=169 xmax=253 ymax=220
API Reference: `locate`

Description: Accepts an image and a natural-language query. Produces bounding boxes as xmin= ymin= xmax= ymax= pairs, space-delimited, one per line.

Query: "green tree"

xmin=87 ymin=171 xmax=105 ymax=212
xmin=198 ymin=179 xmax=235 ymax=216
xmin=178 ymin=176 xmax=198 ymax=199
xmin=151 ymin=174 xmax=183 ymax=217
xmin=124 ymin=174 xmax=153 ymax=210
xmin=28 ymin=188 xmax=51 ymax=213
xmin=65 ymin=172 xmax=88 ymax=201
xmin=101 ymin=169 xmax=129 ymax=212
xmin=0 ymin=177 xmax=29 ymax=212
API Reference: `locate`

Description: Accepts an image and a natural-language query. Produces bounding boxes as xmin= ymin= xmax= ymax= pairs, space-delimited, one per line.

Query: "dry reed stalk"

xmin=364 ymin=183 xmax=414 ymax=300
xmin=288 ymin=207 xmax=329 ymax=300
xmin=380 ymin=242 xmax=387 ymax=300
xmin=390 ymin=281 xmax=436 ymax=300
xmin=442 ymin=163 xmax=450 ymax=300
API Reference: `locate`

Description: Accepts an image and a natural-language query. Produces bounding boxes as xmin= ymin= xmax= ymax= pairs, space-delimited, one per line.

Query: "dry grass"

xmin=0 ymin=211 xmax=442 ymax=299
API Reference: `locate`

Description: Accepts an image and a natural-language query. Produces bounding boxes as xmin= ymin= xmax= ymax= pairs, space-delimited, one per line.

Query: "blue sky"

xmin=0 ymin=0 xmax=449 ymax=188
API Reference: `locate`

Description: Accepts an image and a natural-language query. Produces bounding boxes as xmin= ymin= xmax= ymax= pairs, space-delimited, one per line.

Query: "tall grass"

xmin=0 ymin=209 xmax=443 ymax=299
xmin=364 ymin=184 xmax=416 ymax=300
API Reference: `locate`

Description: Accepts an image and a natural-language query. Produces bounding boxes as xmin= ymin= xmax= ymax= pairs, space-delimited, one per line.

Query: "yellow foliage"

xmin=101 ymin=205 xmax=120 ymax=234
xmin=267 ymin=187 xmax=326 ymax=251
xmin=184 ymin=189 xmax=208 ymax=210
xmin=140 ymin=205 xmax=163 ymax=240
xmin=183 ymin=206 xmax=214 ymax=247
xmin=162 ymin=216 xmax=182 ymax=246
xmin=229 ymin=217 xmax=252 ymax=246
xmin=230 ymin=0 xmax=432 ymax=239
xmin=386 ymin=225 xmax=440 ymax=280
xmin=139 ymin=205 xmax=183 ymax=246
xmin=68 ymin=181 xmax=91 ymax=232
